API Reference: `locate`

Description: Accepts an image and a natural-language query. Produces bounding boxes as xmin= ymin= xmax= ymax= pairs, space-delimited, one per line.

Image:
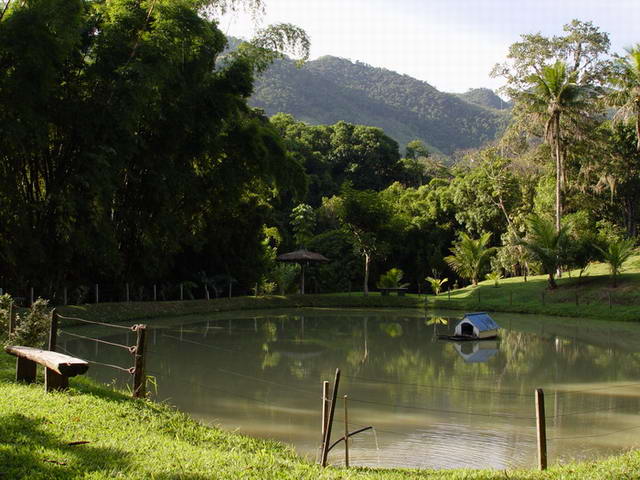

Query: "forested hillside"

xmin=455 ymin=88 xmax=511 ymax=110
xmin=251 ymin=55 xmax=508 ymax=155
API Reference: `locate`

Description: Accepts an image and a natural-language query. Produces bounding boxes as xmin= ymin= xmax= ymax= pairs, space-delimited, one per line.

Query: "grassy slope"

xmin=427 ymin=257 xmax=640 ymax=321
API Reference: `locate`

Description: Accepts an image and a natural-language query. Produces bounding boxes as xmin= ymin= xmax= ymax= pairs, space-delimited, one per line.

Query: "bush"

xmin=8 ymin=298 xmax=51 ymax=348
xmin=378 ymin=268 xmax=409 ymax=289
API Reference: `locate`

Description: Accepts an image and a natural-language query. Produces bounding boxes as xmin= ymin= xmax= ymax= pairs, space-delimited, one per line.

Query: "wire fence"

xmin=432 ymin=284 xmax=639 ymax=313
xmin=55 ymin=312 xmax=148 ymax=396
xmin=1 ymin=280 xmax=237 ymax=307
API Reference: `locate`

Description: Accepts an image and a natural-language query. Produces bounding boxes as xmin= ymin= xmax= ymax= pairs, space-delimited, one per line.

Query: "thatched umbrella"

xmin=276 ymin=249 xmax=330 ymax=294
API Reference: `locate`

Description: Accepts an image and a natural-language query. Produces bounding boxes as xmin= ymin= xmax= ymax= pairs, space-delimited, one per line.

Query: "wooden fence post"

xmin=535 ymin=388 xmax=547 ymax=471
xmin=180 ymin=283 xmax=184 ymax=301
xmin=63 ymin=287 xmax=68 ymax=306
xmin=321 ymin=368 xmax=341 ymax=467
xmin=132 ymin=324 xmax=147 ymax=398
xmin=48 ymin=308 xmax=58 ymax=352
xmin=321 ymin=381 xmax=329 ymax=442
xmin=153 ymin=284 xmax=157 ymax=302
xmin=95 ymin=284 xmax=99 ymax=304
xmin=126 ymin=283 xmax=130 ymax=303
xmin=344 ymin=395 xmax=349 ymax=468
xmin=8 ymin=301 xmax=16 ymax=335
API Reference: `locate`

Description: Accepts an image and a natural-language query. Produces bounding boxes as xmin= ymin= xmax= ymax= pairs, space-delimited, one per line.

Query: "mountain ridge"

xmin=249 ymin=53 xmax=508 ymax=155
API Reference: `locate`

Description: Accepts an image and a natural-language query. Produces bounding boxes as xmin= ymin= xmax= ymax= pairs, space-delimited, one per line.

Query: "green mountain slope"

xmin=250 ymin=55 xmax=508 ymax=155
xmin=455 ymin=88 xmax=511 ymax=110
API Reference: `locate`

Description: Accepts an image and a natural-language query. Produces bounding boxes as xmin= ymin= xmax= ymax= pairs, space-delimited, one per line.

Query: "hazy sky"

xmin=220 ymin=0 xmax=640 ymax=93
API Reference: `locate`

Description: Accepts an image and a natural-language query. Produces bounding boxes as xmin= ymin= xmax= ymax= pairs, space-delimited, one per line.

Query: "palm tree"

xmin=520 ymin=61 xmax=585 ymax=232
xmin=518 ymin=215 xmax=571 ymax=289
xmin=445 ymin=232 xmax=495 ymax=287
xmin=595 ymin=238 xmax=636 ymax=287
xmin=609 ymin=44 xmax=640 ymax=151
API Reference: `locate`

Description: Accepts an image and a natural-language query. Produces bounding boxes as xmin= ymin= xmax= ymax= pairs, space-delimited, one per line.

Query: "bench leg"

xmin=45 ymin=368 xmax=69 ymax=392
xmin=16 ymin=357 xmax=36 ymax=383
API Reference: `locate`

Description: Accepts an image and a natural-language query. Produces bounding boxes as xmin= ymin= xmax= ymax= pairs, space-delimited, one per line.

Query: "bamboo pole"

xmin=8 ymin=301 xmax=15 ymax=335
xmin=344 ymin=395 xmax=349 ymax=468
xmin=322 ymin=381 xmax=329 ymax=441
xmin=133 ymin=325 xmax=148 ymax=398
xmin=321 ymin=368 xmax=341 ymax=467
xmin=48 ymin=308 xmax=58 ymax=352
xmin=535 ymin=388 xmax=547 ymax=470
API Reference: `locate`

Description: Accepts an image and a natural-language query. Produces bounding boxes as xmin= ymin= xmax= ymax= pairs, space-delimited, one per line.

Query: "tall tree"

xmin=609 ymin=44 xmax=640 ymax=151
xmin=520 ymin=61 xmax=586 ymax=232
xmin=493 ymin=20 xmax=609 ymax=232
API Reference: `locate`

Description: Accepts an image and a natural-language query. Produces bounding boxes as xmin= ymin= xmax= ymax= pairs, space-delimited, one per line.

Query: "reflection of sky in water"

xmin=59 ymin=309 xmax=640 ymax=470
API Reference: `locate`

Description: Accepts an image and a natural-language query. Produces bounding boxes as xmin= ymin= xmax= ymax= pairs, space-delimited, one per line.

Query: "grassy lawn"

xmin=426 ymin=257 xmax=640 ymax=322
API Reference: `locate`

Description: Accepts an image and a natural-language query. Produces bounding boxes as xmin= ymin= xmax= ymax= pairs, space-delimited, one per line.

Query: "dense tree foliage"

xmin=0 ymin=0 xmax=305 ymax=295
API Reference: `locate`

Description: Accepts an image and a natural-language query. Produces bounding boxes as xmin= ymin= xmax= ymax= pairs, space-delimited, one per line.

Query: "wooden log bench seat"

xmin=4 ymin=345 xmax=89 ymax=392
xmin=379 ymin=287 xmax=408 ymax=296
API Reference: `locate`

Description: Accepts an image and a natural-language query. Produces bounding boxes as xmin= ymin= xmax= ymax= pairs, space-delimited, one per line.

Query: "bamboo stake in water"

xmin=344 ymin=395 xmax=349 ymax=468
xmin=321 ymin=381 xmax=329 ymax=441
xmin=321 ymin=368 xmax=341 ymax=467
xmin=535 ymin=388 xmax=547 ymax=470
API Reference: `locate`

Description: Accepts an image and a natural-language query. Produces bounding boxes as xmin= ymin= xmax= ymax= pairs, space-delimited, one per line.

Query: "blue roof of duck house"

xmin=461 ymin=312 xmax=499 ymax=332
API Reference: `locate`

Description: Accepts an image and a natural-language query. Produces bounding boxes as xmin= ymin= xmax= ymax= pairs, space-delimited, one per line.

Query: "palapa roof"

xmin=276 ymin=249 xmax=330 ymax=263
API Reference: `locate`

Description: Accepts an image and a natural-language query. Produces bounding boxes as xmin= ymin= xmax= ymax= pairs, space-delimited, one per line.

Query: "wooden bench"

xmin=379 ymin=287 xmax=408 ymax=296
xmin=4 ymin=346 xmax=89 ymax=392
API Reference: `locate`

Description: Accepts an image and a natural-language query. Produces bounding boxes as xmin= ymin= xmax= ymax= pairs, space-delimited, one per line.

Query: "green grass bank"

xmin=426 ymin=257 xmax=640 ymax=322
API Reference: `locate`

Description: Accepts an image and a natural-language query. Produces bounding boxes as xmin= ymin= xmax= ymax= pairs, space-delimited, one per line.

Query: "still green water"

xmin=60 ymin=309 xmax=640 ymax=470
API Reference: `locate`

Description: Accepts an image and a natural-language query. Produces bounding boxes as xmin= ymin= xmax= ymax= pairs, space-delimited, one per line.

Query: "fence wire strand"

xmin=57 ymin=345 xmax=134 ymax=374
xmin=57 ymin=314 xmax=133 ymax=330
xmin=59 ymin=329 xmax=134 ymax=351
xmin=344 ymin=374 xmax=531 ymax=398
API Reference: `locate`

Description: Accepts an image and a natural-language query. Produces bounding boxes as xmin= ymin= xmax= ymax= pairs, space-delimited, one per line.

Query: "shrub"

xmin=378 ymin=268 xmax=409 ymax=289
xmin=425 ymin=276 xmax=448 ymax=295
xmin=9 ymin=298 xmax=51 ymax=348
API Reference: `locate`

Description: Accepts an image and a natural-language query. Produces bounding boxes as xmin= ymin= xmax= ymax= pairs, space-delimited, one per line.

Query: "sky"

xmin=219 ymin=0 xmax=640 ymax=94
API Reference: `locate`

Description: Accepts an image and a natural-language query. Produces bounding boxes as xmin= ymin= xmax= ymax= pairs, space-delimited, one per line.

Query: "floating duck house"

xmin=453 ymin=312 xmax=499 ymax=339
xmin=454 ymin=341 xmax=499 ymax=363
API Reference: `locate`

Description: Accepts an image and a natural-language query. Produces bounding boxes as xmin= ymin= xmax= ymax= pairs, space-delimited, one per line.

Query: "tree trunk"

xmin=363 ymin=253 xmax=370 ymax=296
xmin=547 ymin=274 xmax=557 ymax=289
xmin=554 ymin=115 xmax=562 ymax=233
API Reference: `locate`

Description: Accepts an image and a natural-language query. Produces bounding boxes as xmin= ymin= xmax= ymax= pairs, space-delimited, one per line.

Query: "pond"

xmin=58 ymin=308 xmax=640 ymax=470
